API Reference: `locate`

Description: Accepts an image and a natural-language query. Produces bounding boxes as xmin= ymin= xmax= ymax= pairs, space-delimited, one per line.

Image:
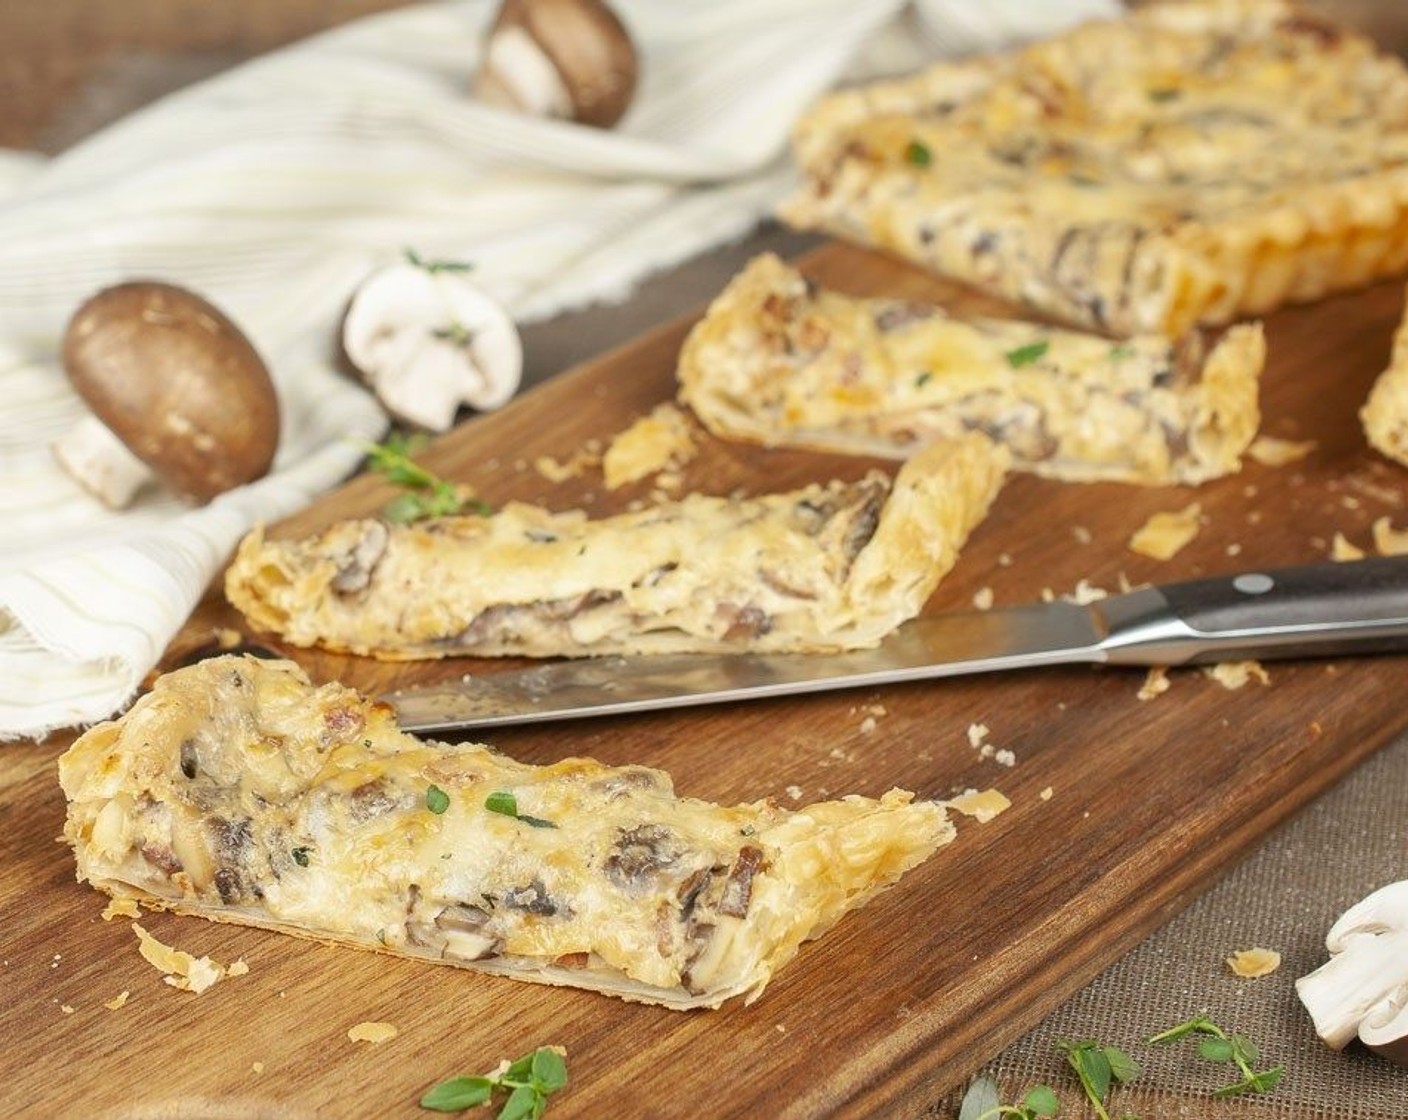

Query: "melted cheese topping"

xmin=225 ymin=437 xmax=1006 ymax=659
xmin=59 ymin=657 xmax=951 ymax=1009
xmin=783 ymin=0 xmax=1408 ymax=335
xmin=678 ymin=254 xmax=1263 ymax=485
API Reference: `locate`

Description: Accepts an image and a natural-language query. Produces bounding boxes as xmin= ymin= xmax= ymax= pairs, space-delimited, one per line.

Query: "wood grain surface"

xmin=4 ymin=241 xmax=1408 ymax=1119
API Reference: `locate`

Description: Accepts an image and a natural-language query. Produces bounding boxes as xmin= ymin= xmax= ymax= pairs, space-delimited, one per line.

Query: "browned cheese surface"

xmin=2 ymin=241 xmax=1406 ymax=1118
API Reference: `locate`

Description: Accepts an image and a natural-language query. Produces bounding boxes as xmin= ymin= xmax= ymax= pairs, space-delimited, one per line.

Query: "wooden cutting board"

xmin=4 ymin=241 xmax=1408 ymax=1119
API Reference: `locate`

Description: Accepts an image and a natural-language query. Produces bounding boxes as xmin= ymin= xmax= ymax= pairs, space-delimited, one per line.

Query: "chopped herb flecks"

xmin=1005 ymin=340 xmax=1050 ymax=368
xmin=426 ymin=784 xmax=451 ymax=815
xmin=405 ymin=247 xmax=475 ymax=274
xmin=485 ymin=791 xmax=557 ymax=829
xmin=291 ymin=847 xmax=312 ymax=867
xmin=904 ymin=139 xmax=932 ymax=167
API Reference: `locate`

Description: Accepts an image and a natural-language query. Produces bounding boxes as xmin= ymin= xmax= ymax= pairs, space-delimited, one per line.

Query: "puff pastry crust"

xmin=781 ymin=0 xmax=1408 ymax=336
xmin=225 ymin=436 xmax=1007 ymax=659
xmin=59 ymin=656 xmax=949 ymax=1009
xmin=678 ymin=254 xmax=1263 ymax=485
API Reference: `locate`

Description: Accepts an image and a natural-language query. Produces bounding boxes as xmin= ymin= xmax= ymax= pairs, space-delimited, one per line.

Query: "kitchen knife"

xmin=384 ymin=556 xmax=1408 ymax=733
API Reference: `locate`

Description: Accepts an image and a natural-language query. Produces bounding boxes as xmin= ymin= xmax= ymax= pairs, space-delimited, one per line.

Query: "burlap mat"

xmin=928 ymin=730 xmax=1408 ymax=1119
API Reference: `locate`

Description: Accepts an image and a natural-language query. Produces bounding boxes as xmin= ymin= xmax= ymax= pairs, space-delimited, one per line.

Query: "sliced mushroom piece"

xmin=1295 ymin=880 xmax=1408 ymax=1066
xmin=53 ymin=281 xmax=280 ymax=508
xmin=474 ymin=0 xmax=638 ymax=128
xmin=342 ymin=262 xmax=522 ymax=433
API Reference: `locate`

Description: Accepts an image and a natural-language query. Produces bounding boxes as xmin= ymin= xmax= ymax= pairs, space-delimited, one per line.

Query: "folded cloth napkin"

xmin=0 ymin=0 xmax=1117 ymax=741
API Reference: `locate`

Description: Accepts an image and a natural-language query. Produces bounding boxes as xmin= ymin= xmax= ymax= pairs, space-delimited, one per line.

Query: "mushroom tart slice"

xmin=60 ymin=655 xmax=950 ymax=1009
xmin=677 ymin=254 xmax=1264 ymax=487
xmin=53 ymin=281 xmax=280 ymax=508
xmin=224 ymin=434 xmax=1007 ymax=660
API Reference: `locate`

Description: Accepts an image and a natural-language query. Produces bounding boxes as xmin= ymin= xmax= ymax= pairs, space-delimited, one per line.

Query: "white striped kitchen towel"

xmin=0 ymin=0 xmax=1118 ymax=741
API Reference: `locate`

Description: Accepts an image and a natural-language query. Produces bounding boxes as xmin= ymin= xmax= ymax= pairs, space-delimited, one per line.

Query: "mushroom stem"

xmin=52 ymin=414 xmax=156 ymax=509
xmin=476 ymin=26 xmax=574 ymax=119
xmin=1296 ymin=929 xmax=1408 ymax=1048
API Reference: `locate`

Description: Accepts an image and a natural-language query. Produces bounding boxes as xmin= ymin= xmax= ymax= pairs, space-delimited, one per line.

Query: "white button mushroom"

xmin=52 ymin=282 xmax=280 ymax=508
xmin=1295 ymin=880 xmax=1408 ymax=1066
xmin=474 ymin=0 xmax=639 ymax=129
xmin=341 ymin=261 xmax=523 ymax=433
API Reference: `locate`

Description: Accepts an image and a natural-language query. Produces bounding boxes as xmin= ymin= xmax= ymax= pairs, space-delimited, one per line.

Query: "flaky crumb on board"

xmin=101 ymin=897 xmax=140 ymax=921
xmin=972 ymin=587 xmax=994 ymax=611
xmin=1247 ymin=436 xmax=1316 ymax=467
xmin=1204 ymin=661 xmax=1270 ymax=690
xmin=1137 ymin=666 xmax=1170 ymax=701
xmin=1062 ymin=579 xmax=1109 ymax=605
xmin=104 ymin=991 xmax=130 ymax=1011
xmin=1039 ymin=787 xmax=1054 ymax=801
xmin=533 ymin=444 xmax=601 ymax=483
xmin=1330 ymin=532 xmax=1365 ymax=562
xmin=1226 ymin=947 xmax=1281 ymax=978
xmin=348 ymin=1021 xmax=399 ymax=1044
xmin=602 ymin=403 xmax=697 ymax=490
xmin=966 ymin=722 xmax=989 ymax=748
xmin=1128 ymin=503 xmax=1202 ymax=560
xmin=947 ymin=788 xmax=1011 ymax=823
xmin=1373 ymin=516 xmax=1408 ymax=556
xmin=132 ymin=924 xmax=246 ymax=994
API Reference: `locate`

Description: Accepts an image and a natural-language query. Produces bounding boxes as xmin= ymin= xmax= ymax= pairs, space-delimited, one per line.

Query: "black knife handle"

xmin=1099 ymin=557 xmax=1408 ymax=664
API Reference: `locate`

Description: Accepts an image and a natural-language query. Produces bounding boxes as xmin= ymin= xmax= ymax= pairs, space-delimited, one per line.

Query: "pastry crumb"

xmin=534 ymin=445 xmax=601 ymax=483
xmin=60 ymin=1004 xmax=75 ymax=1014
xmin=1129 ymin=502 xmax=1202 ymax=560
xmin=348 ymin=1021 xmax=399 ymax=1044
xmin=1248 ymin=436 xmax=1316 ymax=467
xmin=993 ymin=749 xmax=1016 ymax=768
xmin=133 ymin=923 xmax=244 ymax=995
xmin=252 ymin=1062 xmax=265 ymax=1075
xmin=1039 ymin=786 xmax=1054 ymax=801
xmin=603 ymin=404 xmax=696 ymax=490
xmin=1072 ymin=525 xmax=1092 ymax=544
xmin=1062 ymin=579 xmax=1109 ymax=605
xmin=966 ymin=722 xmax=989 ymax=748
xmin=972 ymin=586 xmax=994 ymax=611
xmin=948 ymin=788 xmax=1011 ymax=823
xmin=1330 ymin=532 xmax=1365 ymax=562
xmin=101 ymin=897 xmax=140 ymax=921
xmin=1137 ymin=667 xmax=1170 ymax=701
xmin=104 ymin=991 xmax=130 ymax=1011
xmin=785 ymin=785 xmax=804 ymax=801
xmin=997 ymin=553 xmax=1013 ymax=567
xmin=859 ymin=716 xmax=878 ymax=735
xmin=1204 ymin=661 xmax=1270 ymax=690
xmin=1226 ymin=947 xmax=1281 ymax=978
xmin=1372 ymin=516 xmax=1408 ymax=556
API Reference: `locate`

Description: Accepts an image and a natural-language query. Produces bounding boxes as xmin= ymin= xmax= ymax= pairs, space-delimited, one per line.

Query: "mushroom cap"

xmin=62 ymin=281 xmax=280 ymax=503
xmin=484 ymin=0 xmax=638 ymax=128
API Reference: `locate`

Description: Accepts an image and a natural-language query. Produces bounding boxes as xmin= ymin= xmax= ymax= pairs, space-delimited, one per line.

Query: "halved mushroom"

xmin=53 ymin=281 xmax=280 ymax=508
xmin=1295 ymin=880 xmax=1408 ymax=1066
xmin=474 ymin=0 xmax=638 ymax=129
xmin=341 ymin=261 xmax=522 ymax=432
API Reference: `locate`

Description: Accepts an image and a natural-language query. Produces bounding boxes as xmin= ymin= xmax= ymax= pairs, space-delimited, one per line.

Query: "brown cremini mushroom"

xmin=474 ymin=0 xmax=638 ymax=129
xmin=53 ymin=281 xmax=280 ymax=508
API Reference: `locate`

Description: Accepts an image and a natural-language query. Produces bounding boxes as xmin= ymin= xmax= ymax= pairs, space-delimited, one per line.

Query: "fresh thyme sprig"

xmin=1147 ymin=1014 xmax=1283 ymax=1098
xmin=364 ymin=433 xmax=491 ymax=524
xmin=957 ymin=1076 xmax=1059 ymax=1120
xmin=421 ymin=1047 xmax=568 ymax=1118
xmin=405 ymin=247 xmax=476 ymax=274
xmin=1056 ymin=1039 xmax=1141 ymax=1120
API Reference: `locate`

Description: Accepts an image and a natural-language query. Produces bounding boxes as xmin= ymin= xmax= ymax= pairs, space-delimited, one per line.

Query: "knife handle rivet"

xmin=1233 ymin=573 xmax=1275 ymax=595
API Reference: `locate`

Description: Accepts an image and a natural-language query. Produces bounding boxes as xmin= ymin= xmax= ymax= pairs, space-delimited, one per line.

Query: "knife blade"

xmin=384 ymin=556 xmax=1408 ymax=732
